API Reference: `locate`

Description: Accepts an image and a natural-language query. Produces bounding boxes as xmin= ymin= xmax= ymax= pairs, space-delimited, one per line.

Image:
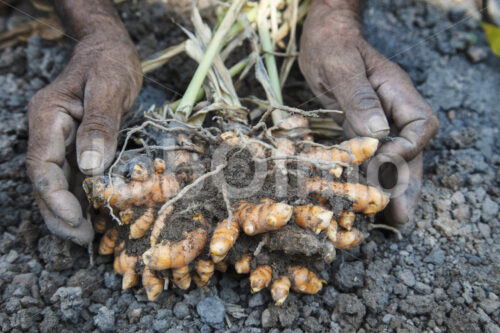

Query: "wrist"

xmin=53 ymin=0 xmax=128 ymax=40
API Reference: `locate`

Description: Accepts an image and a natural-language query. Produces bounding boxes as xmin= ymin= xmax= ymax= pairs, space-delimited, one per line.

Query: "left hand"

xmin=27 ymin=19 xmax=143 ymax=245
xmin=299 ymin=0 xmax=439 ymax=226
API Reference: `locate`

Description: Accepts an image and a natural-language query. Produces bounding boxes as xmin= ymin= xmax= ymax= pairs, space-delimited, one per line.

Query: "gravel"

xmin=173 ymin=301 xmax=190 ymax=319
xmin=94 ymin=306 xmax=116 ymax=332
xmin=0 ymin=0 xmax=499 ymax=331
xmin=333 ymin=261 xmax=365 ymax=291
xmin=196 ymin=297 xmax=225 ymax=327
xmin=397 ymin=270 xmax=416 ymax=287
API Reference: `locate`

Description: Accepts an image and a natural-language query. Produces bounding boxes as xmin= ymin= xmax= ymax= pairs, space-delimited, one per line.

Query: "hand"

xmin=27 ymin=29 xmax=142 ymax=245
xmin=299 ymin=1 xmax=439 ymax=226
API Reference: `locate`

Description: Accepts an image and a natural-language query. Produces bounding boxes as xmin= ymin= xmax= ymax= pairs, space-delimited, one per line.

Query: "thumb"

xmin=326 ymin=57 xmax=389 ymax=138
xmin=76 ymin=76 xmax=128 ymax=175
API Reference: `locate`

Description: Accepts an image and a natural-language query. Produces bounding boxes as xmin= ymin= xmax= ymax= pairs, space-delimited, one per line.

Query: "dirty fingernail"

xmin=80 ymin=151 xmax=102 ymax=171
xmin=368 ymin=117 xmax=390 ymax=137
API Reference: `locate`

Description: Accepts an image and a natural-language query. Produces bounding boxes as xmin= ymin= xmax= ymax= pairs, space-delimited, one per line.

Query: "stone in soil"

xmin=333 ymin=261 xmax=365 ymax=291
xmin=173 ymin=301 xmax=190 ymax=319
xmin=196 ymin=297 xmax=225 ymax=328
xmin=94 ymin=306 xmax=116 ymax=332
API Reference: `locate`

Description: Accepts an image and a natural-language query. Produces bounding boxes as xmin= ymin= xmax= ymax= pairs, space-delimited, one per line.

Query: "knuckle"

xmin=28 ymin=87 xmax=53 ymax=117
xmin=25 ymin=155 xmax=39 ymax=174
xmin=80 ymin=112 xmax=118 ymax=135
xmin=349 ymin=86 xmax=381 ymax=111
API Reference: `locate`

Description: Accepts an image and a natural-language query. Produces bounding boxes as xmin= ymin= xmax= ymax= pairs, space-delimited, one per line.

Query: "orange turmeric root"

xmin=119 ymin=208 xmax=134 ymax=225
xmin=250 ymin=265 xmax=273 ymax=293
xmin=235 ymin=254 xmax=252 ymax=274
xmin=221 ymin=131 xmax=266 ymax=158
xmin=326 ymin=219 xmax=338 ymax=244
xmin=194 ymin=259 xmax=214 ymax=287
xmin=167 ymin=133 xmax=192 ymax=168
xmin=210 ymin=219 xmax=240 ymax=263
xmin=129 ymin=207 xmax=155 ymax=239
xmin=271 ymin=276 xmax=291 ymax=306
xmin=83 ymin=172 xmax=180 ymax=210
xmin=122 ymin=270 xmax=139 ymax=290
xmin=275 ymin=115 xmax=310 ymax=135
xmin=98 ymin=228 xmax=118 ymax=255
xmin=338 ymin=211 xmax=355 ymax=230
xmin=150 ymin=205 xmax=174 ymax=246
xmin=172 ymin=265 xmax=191 ymax=290
xmin=233 ymin=199 xmax=293 ymax=235
xmin=335 ymin=228 xmax=363 ymax=250
xmin=288 ymin=266 xmax=324 ymax=294
xmin=299 ymin=137 xmax=378 ymax=165
xmin=273 ymin=138 xmax=296 ymax=172
xmin=214 ymin=261 xmax=229 ymax=273
xmin=94 ymin=215 xmax=108 ymax=233
xmin=131 ymin=163 xmax=148 ymax=181
xmin=114 ymin=241 xmax=125 ymax=256
xmin=113 ymin=250 xmax=139 ymax=290
xmin=153 ymin=158 xmax=166 ymax=174
xmin=302 ymin=178 xmax=389 ymax=215
xmin=142 ymin=267 xmax=164 ymax=301
xmin=293 ymin=204 xmax=333 ymax=234
xmin=142 ymin=228 xmax=208 ymax=270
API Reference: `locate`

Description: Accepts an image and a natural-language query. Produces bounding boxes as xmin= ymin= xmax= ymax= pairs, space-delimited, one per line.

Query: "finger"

xmin=76 ymin=71 xmax=126 ymax=175
xmin=362 ymin=43 xmax=439 ymax=161
xmin=382 ymin=152 xmax=423 ymax=227
xmin=27 ymin=92 xmax=83 ymax=228
xmin=35 ymin=192 xmax=94 ymax=245
xmin=77 ymin=57 xmax=142 ymax=175
xmin=323 ymin=51 xmax=389 ymax=138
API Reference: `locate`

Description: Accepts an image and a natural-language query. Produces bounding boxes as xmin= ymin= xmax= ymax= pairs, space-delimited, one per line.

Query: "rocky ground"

xmin=0 ymin=0 xmax=499 ymax=332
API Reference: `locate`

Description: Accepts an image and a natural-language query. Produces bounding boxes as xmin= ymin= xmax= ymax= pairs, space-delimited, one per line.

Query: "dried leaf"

xmin=255 ymin=55 xmax=280 ymax=106
xmin=31 ymin=0 xmax=54 ymax=12
xmin=481 ymin=21 xmax=500 ymax=56
xmin=0 ymin=14 xmax=63 ymax=51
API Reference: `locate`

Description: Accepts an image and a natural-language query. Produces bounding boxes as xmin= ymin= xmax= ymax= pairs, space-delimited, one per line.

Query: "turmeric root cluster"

xmin=83 ymin=116 xmax=389 ymax=305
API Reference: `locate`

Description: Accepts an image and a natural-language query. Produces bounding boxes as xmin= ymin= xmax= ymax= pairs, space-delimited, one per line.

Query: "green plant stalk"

xmin=175 ymin=0 xmax=246 ymax=121
xmin=226 ymin=5 xmax=259 ymax=41
xmin=258 ymin=0 xmax=288 ymax=124
xmin=167 ymin=57 xmax=251 ymax=112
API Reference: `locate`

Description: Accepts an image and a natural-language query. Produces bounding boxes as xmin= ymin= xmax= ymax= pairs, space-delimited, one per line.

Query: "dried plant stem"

xmin=369 ymin=224 xmax=403 ymax=241
xmin=141 ymin=41 xmax=187 ymax=74
xmin=279 ymin=0 xmax=299 ymax=87
xmin=175 ymin=0 xmax=246 ymax=121
xmin=258 ymin=0 xmax=288 ymax=124
xmin=276 ymin=0 xmax=310 ymax=42
xmin=222 ymin=184 xmax=234 ymax=229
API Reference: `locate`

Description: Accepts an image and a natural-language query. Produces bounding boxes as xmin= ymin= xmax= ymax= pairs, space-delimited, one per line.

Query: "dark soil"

xmin=1 ymin=0 xmax=499 ymax=332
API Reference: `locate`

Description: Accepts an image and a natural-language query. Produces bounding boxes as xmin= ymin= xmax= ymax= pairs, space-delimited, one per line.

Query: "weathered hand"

xmin=299 ymin=0 xmax=439 ymax=226
xmin=27 ymin=27 xmax=142 ymax=245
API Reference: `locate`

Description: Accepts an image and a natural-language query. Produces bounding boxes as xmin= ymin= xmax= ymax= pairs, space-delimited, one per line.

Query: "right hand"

xmin=27 ymin=30 xmax=143 ymax=245
xmin=298 ymin=0 xmax=439 ymax=226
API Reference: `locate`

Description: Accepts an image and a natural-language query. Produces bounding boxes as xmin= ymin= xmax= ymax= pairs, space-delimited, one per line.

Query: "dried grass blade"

xmin=141 ymin=41 xmax=187 ymax=74
xmin=279 ymin=0 xmax=299 ymax=87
